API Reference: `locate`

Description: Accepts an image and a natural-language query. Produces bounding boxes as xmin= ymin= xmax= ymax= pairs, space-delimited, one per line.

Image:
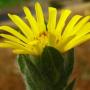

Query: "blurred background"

xmin=0 ymin=0 xmax=90 ymax=90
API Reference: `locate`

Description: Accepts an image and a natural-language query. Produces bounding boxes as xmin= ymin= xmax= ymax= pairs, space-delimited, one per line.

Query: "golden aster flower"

xmin=0 ymin=2 xmax=90 ymax=55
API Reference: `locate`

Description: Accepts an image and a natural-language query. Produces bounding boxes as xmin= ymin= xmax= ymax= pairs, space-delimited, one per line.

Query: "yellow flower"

xmin=0 ymin=2 xmax=90 ymax=55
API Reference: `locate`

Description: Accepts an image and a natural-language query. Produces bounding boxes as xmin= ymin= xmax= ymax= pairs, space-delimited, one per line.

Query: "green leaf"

xmin=64 ymin=49 xmax=74 ymax=77
xmin=17 ymin=46 xmax=74 ymax=90
xmin=40 ymin=46 xmax=64 ymax=85
xmin=17 ymin=54 xmax=53 ymax=90
xmin=17 ymin=55 xmax=36 ymax=90
xmin=37 ymin=46 xmax=65 ymax=90
xmin=54 ymin=49 xmax=74 ymax=90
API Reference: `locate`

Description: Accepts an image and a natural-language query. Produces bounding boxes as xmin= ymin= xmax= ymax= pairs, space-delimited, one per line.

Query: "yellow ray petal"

xmin=0 ymin=43 xmax=13 ymax=48
xmin=0 ymin=26 xmax=28 ymax=43
xmin=4 ymin=40 xmax=39 ymax=55
xmin=13 ymin=49 xmax=30 ymax=54
xmin=26 ymin=41 xmax=39 ymax=54
xmin=4 ymin=40 xmax=28 ymax=51
xmin=71 ymin=16 xmax=90 ymax=35
xmin=23 ymin=7 xmax=39 ymax=36
xmin=47 ymin=7 xmax=57 ymax=33
xmin=62 ymin=15 xmax=82 ymax=38
xmin=8 ymin=14 xmax=33 ymax=40
xmin=27 ymin=40 xmax=38 ymax=46
xmin=62 ymin=34 xmax=90 ymax=52
xmin=13 ymin=49 xmax=38 ymax=55
xmin=55 ymin=9 xmax=71 ymax=36
xmin=76 ymin=22 xmax=90 ymax=36
xmin=0 ymin=34 xmax=26 ymax=46
xmin=48 ymin=32 xmax=57 ymax=46
xmin=35 ymin=2 xmax=46 ymax=32
xmin=0 ymin=42 xmax=38 ymax=55
xmin=57 ymin=22 xmax=90 ymax=52
xmin=0 ymin=42 xmax=24 ymax=49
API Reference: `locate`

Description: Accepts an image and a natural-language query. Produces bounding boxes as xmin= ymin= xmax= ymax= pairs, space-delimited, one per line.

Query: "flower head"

xmin=0 ymin=2 xmax=90 ymax=55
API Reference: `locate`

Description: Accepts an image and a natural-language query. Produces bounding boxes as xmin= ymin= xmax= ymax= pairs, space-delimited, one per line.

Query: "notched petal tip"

xmin=61 ymin=9 xmax=72 ymax=15
xmin=23 ymin=6 xmax=31 ymax=17
xmin=8 ymin=13 xmax=20 ymax=17
xmin=23 ymin=6 xmax=31 ymax=15
xmin=8 ymin=13 xmax=17 ymax=19
xmin=35 ymin=2 xmax=41 ymax=6
xmin=48 ymin=7 xmax=57 ymax=11
xmin=23 ymin=6 xmax=29 ymax=10
xmin=8 ymin=13 xmax=11 ymax=17
xmin=35 ymin=2 xmax=42 ymax=12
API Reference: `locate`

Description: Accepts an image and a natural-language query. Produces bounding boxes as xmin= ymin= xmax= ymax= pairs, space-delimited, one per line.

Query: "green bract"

xmin=17 ymin=46 xmax=75 ymax=90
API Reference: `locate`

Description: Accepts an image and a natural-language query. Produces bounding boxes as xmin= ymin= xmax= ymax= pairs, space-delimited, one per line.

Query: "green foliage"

xmin=17 ymin=46 xmax=75 ymax=90
xmin=0 ymin=0 xmax=24 ymax=9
